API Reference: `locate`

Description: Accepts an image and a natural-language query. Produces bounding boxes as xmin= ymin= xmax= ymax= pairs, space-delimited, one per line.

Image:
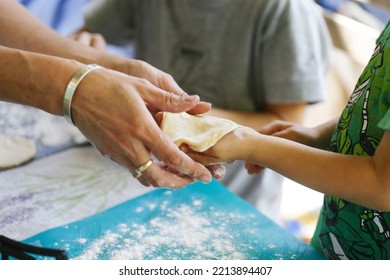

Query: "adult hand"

xmin=121 ymin=59 xmax=212 ymax=116
xmin=69 ymin=31 xmax=213 ymax=185
xmin=71 ymin=66 xmax=212 ymax=188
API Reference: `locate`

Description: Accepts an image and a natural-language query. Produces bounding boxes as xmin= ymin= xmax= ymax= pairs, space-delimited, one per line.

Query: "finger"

xmin=90 ymin=33 xmax=107 ymax=50
xmin=105 ymin=141 xmax=194 ymax=188
xmin=133 ymin=69 xmax=210 ymax=114
xmin=74 ymin=31 xmax=94 ymax=47
xmin=136 ymin=80 xmax=201 ymax=113
xmin=141 ymin=162 xmax=196 ymax=189
xmin=270 ymin=129 xmax=289 ymax=138
xmin=68 ymin=30 xmax=80 ymax=40
xmin=259 ymin=123 xmax=278 ymax=135
xmin=142 ymin=126 xmax=212 ymax=183
xmin=146 ymin=102 xmax=211 ymax=119
xmin=207 ymin=164 xmax=226 ymax=180
xmin=131 ymin=160 xmax=195 ymax=189
xmin=186 ymin=101 xmax=212 ymax=115
xmin=92 ymin=126 xmax=155 ymax=187
xmin=112 ymin=113 xmax=212 ymax=185
xmin=245 ymin=162 xmax=264 ymax=174
xmin=138 ymin=78 xmax=206 ymax=114
xmin=182 ymin=148 xmax=218 ymax=166
xmin=157 ymin=72 xmax=188 ymax=97
xmin=259 ymin=120 xmax=285 ymax=135
xmin=154 ymin=112 xmax=163 ymax=126
xmin=97 ymin=144 xmax=153 ymax=187
xmin=117 ymin=109 xmax=206 ymax=186
xmin=155 ymin=92 xmax=202 ymax=113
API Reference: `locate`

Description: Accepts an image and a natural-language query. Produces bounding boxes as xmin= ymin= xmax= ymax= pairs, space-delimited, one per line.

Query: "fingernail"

xmin=185 ymin=95 xmax=199 ymax=102
xmin=200 ymin=175 xmax=212 ymax=183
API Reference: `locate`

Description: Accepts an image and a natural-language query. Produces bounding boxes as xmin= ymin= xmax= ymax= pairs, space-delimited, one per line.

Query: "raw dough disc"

xmin=160 ymin=112 xmax=239 ymax=152
xmin=0 ymin=135 xmax=36 ymax=169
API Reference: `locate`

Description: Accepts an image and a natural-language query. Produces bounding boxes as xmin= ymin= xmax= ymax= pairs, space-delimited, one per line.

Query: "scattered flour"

xmin=74 ymin=200 xmax=252 ymax=260
xmin=77 ymin=238 xmax=88 ymax=244
xmin=192 ymin=200 xmax=202 ymax=206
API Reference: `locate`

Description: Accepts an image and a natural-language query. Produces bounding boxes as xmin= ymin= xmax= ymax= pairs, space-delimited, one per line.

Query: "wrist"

xmin=0 ymin=47 xmax=84 ymax=116
xmin=63 ymin=64 xmax=105 ymax=125
xmin=232 ymin=127 xmax=259 ymax=161
xmin=97 ymin=52 xmax=129 ymax=73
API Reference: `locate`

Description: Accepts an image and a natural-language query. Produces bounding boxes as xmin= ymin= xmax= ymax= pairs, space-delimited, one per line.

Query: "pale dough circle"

xmin=160 ymin=112 xmax=239 ymax=152
xmin=0 ymin=135 xmax=36 ymax=169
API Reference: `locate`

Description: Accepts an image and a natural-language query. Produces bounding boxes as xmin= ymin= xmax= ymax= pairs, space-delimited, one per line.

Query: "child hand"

xmin=181 ymin=126 xmax=256 ymax=166
xmin=155 ymin=112 xmax=227 ymax=180
xmin=245 ymin=161 xmax=264 ymax=175
xmin=260 ymin=120 xmax=319 ymax=146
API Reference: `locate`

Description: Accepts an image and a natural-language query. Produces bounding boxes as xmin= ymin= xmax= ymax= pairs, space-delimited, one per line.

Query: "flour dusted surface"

xmin=75 ymin=193 xmax=253 ymax=260
xmin=24 ymin=183 xmax=317 ymax=260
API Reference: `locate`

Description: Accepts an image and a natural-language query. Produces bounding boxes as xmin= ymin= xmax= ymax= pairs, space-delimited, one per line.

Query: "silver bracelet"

xmin=63 ymin=64 xmax=104 ymax=125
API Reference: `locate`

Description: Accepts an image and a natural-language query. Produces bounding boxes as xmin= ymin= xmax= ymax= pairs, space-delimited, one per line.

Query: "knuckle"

xmin=164 ymin=152 xmax=183 ymax=168
xmin=137 ymin=60 xmax=153 ymax=73
xmin=163 ymin=73 xmax=175 ymax=85
xmin=135 ymin=77 xmax=151 ymax=88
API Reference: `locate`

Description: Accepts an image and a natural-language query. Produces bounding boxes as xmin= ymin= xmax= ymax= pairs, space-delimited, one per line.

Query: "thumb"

xmin=145 ymin=86 xmax=202 ymax=113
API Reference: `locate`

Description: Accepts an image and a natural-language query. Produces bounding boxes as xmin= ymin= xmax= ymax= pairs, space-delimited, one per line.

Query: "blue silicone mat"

xmin=23 ymin=180 xmax=325 ymax=260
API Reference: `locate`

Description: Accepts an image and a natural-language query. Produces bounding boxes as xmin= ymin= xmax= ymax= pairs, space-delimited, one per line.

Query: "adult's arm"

xmin=0 ymin=0 xmax=214 ymax=187
xmin=0 ymin=0 xmax=211 ymax=113
xmin=0 ymin=45 xmax=212 ymax=187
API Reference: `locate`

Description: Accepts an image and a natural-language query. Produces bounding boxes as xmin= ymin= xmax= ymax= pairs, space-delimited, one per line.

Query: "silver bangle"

xmin=63 ymin=64 xmax=104 ymax=125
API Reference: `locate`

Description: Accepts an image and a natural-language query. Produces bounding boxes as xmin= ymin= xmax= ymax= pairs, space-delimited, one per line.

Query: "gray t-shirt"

xmin=84 ymin=0 xmax=331 ymax=112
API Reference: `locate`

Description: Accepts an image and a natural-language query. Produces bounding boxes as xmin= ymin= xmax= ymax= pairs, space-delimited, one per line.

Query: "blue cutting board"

xmin=24 ymin=180 xmax=325 ymax=260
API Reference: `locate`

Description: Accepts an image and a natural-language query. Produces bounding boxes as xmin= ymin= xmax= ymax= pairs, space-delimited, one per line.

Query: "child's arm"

xmin=187 ymin=126 xmax=390 ymax=211
xmin=245 ymin=119 xmax=337 ymax=174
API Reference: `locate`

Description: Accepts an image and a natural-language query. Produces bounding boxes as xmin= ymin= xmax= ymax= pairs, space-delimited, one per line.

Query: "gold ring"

xmin=134 ymin=159 xmax=153 ymax=179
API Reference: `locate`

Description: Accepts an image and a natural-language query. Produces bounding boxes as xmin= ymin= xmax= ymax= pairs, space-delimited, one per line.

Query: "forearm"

xmin=0 ymin=0 xmax=121 ymax=69
xmin=245 ymin=131 xmax=390 ymax=210
xmin=0 ymin=45 xmax=81 ymax=115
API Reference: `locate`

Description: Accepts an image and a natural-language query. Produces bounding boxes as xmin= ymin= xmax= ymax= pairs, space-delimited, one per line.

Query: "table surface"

xmin=24 ymin=180 xmax=325 ymax=260
xmin=0 ymin=103 xmax=325 ymax=260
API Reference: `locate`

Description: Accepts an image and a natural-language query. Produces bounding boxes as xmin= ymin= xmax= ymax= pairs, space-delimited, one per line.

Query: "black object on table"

xmin=0 ymin=235 xmax=68 ymax=260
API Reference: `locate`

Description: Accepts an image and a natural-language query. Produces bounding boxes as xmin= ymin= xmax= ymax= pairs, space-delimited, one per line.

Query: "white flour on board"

xmin=72 ymin=195 xmax=260 ymax=260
